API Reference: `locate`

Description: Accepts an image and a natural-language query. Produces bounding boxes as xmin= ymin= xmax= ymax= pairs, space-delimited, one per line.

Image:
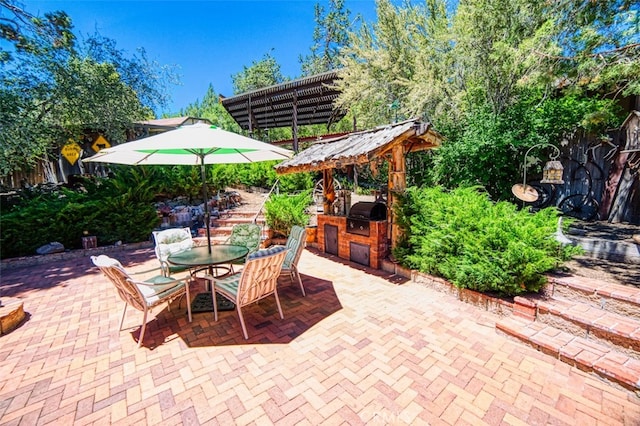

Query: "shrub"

xmin=264 ymin=190 xmax=312 ymax=237
xmin=0 ymin=173 xmax=159 ymax=259
xmin=430 ymin=93 xmax=623 ymax=201
xmin=392 ymin=186 xmax=581 ymax=296
xmin=278 ymin=172 xmax=314 ymax=193
xmin=207 ymin=162 xmax=313 ymax=193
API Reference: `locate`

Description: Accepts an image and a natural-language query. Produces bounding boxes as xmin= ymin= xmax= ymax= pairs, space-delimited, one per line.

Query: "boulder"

xmin=36 ymin=242 xmax=65 ymax=255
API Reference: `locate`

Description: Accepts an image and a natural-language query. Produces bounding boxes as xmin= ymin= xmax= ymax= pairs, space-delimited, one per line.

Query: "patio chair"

xmin=91 ymin=255 xmax=192 ymax=348
xmin=204 ymin=246 xmax=288 ymax=339
xmin=280 ymin=225 xmax=307 ymax=296
xmin=225 ymin=223 xmax=262 ymax=272
xmin=153 ymin=227 xmax=194 ymax=277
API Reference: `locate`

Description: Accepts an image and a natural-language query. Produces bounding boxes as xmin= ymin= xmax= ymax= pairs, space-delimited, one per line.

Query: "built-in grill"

xmin=346 ymin=201 xmax=387 ymax=236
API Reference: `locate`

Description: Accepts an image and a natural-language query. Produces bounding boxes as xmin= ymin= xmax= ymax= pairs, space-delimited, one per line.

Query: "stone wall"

xmin=0 ymin=241 xmax=154 ymax=271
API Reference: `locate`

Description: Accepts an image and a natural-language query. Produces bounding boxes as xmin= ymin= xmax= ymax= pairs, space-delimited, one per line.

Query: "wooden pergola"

xmin=220 ymin=71 xmax=345 ymax=152
xmin=275 ymin=118 xmax=443 ymax=247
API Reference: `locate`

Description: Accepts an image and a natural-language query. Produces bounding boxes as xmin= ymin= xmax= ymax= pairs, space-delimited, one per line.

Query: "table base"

xmin=190 ymin=292 xmax=235 ymax=313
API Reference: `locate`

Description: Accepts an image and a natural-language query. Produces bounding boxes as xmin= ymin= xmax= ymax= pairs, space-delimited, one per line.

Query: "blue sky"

xmin=23 ymin=1 xmax=380 ymax=116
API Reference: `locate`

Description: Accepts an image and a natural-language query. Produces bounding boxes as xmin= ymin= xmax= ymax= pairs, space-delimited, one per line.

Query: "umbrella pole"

xmin=200 ymin=158 xmax=212 ymax=254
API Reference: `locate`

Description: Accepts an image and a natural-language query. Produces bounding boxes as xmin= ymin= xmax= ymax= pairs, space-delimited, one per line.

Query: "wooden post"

xmin=292 ymin=90 xmax=299 ymax=153
xmin=609 ymin=165 xmax=636 ymax=222
xmin=247 ymin=99 xmax=253 ymax=134
xmin=599 ymin=151 xmax=628 ymax=219
xmin=353 ymin=165 xmax=358 ymax=194
xmin=388 ymin=145 xmax=406 ymax=249
xmin=323 ymin=169 xmax=336 ymax=214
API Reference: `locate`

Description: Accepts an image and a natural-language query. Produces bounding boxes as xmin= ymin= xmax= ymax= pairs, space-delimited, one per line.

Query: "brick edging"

xmin=409 ymin=269 xmax=515 ymax=317
xmin=381 ymin=259 xmax=567 ymax=319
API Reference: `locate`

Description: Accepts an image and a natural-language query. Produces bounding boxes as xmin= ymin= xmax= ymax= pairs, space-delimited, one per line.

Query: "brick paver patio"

xmin=1 ymin=246 xmax=639 ymax=425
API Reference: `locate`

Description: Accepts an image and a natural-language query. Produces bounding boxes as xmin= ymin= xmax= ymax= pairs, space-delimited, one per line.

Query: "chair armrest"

xmin=129 ymin=266 xmax=165 ymax=277
xmin=203 ymin=272 xmax=240 ymax=285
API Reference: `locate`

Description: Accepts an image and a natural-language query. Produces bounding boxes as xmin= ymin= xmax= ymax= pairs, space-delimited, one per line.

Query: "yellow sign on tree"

xmin=92 ymin=135 xmax=111 ymax=153
xmin=61 ymin=142 xmax=82 ymax=165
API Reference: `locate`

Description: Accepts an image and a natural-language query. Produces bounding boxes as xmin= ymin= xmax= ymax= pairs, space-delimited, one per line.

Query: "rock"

xmin=36 ymin=242 xmax=65 ymax=255
xmin=555 ymin=217 xmax=574 ymax=245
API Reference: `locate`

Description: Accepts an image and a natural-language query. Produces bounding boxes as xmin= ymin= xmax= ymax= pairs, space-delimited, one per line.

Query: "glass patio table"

xmin=168 ymin=244 xmax=249 ymax=279
xmin=168 ymin=245 xmax=249 ymax=313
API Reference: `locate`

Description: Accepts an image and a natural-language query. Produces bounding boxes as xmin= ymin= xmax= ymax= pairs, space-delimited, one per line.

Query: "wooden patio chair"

xmin=280 ymin=225 xmax=307 ymax=296
xmin=91 ymin=255 xmax=192 ymax=348
xmin=204 ymin=246 xmax=288 ymax=339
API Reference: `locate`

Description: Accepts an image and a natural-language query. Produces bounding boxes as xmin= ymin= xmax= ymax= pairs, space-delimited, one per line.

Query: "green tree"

xmin=0 ymin=1 xmax=176 ymax=176
xmin=179 ymin=84 xmax=241 ymax=132
xmin=82 ymin=33 xmax=177 ymax=112
xmin=430 ymin=91 xmax=621 ymax=200
xmin=334 ymin=0 xmax=635 ymax=201
xmin=0 ymin=0 xmax=75 ymax=61
xmin=451 ymin=0 xmax=547 ymax=115
xmin=300 ymin=0 xmax=352 ymax=76
xmin=231 ymin=50 xmax=287 ymax=95
xmin=230 ymin=51 xmax=292 ymax=142
xmin=53 ymin=57 xmax=148 ymax=143
xmin=404 ymin=0 xmax=455 ymax=124
xmin=336 ymin=0 xmax=450 ymax=128
xmin=534 ymin=0 xmax=640 ymax=98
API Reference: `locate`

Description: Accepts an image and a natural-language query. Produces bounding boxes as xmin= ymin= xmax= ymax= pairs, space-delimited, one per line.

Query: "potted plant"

xmin=264 ymin=190 xmax=312 ymax=244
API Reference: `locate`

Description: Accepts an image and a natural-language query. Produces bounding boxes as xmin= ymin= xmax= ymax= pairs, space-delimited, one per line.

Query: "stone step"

xmin=565 ymin=233 xmax=640 ymax=264
xmin=496 ymin=316 xmax=640 ymax=392
xmin=548 ymin=275 xmax=640 ymax=321
xmin=563 ymin=220 xmax=640 ymax=264
xmin=536 ymin=298 xmax=640 ymax=360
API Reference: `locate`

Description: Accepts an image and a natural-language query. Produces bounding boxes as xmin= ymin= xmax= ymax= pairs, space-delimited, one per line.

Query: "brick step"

xmin=203 ymin=223 xmax=268 ymax=234
xmin=196 ymin=235 xmax=269 ymax=248
xmin=537 ymin=298 xmax=640 ymax=360
xmin=196 ymin=210 xmax=271 ymax=248
xmin=211 ymin=217 xmax=266 ymax=227
xmin=548 ymin=275 xmax=640 ymax=321
xmin=193 ymin=236 xmax=228 ymax=246
xmin=496 ymin=316 xmax=640 ymax=392
xmin=215 ymin=210 xmax=263 ymax=219
xmin=196 ymin=227 xmax=268 ymax=239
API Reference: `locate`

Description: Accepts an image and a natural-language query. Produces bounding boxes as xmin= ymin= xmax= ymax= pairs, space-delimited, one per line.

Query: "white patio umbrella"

xmin=85 ymin=122 xmax=293 ymax=252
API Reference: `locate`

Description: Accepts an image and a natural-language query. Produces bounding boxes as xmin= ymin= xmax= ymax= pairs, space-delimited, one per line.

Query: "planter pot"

xmin=305 ymin=226 xmax=317 ymax=244
xmin=271 ymin=237 xmax=287 ymax=246
xmin=82 ymin=236 xmax=97 ymax=249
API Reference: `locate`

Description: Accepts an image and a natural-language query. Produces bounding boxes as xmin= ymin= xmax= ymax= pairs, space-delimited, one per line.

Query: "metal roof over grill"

xmin=220 ymin=71 xmax=345 ymax=132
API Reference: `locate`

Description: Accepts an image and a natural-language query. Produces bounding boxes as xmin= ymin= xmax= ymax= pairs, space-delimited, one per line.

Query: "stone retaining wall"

xmin=0 ymin=241 xmax=154 ymax=271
